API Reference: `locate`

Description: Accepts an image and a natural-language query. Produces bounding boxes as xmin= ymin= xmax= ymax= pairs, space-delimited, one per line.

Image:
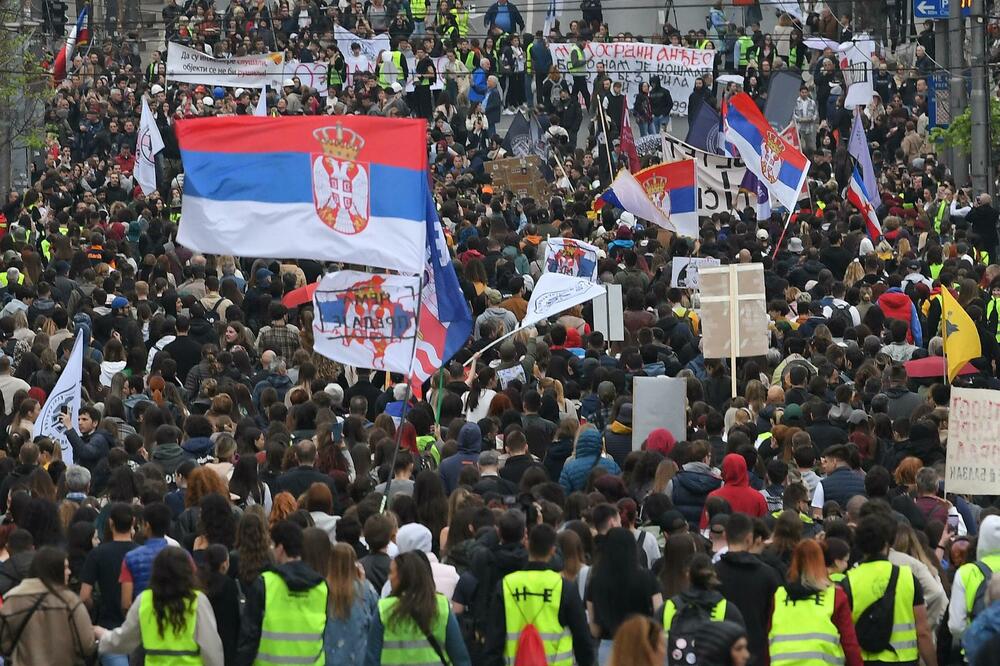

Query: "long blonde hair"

xmin=327 ymin=543 xmax=361 ymax=620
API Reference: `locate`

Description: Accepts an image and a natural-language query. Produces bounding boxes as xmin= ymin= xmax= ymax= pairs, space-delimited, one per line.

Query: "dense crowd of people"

xmin=2 ymin=0 xmax=1000 ymax=665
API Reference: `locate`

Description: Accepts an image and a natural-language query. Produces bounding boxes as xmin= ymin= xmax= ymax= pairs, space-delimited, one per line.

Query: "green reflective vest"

xmin=929 ymin=262 xmax=943 ymax=279
xmin=830 ymin=572 xmax=846 ymax=583
xmin=769 ymin=585 xmax=845 ymax=666
xmin=737 ymin=36 xmax=753 ymax=66
xmin=138 ymin=590 xmax=201 ymax=666
xmin=845 ymin=561 xmax=918 ymax=663
xmin=410 ymin=0 xmax=427 ymax=20
xmin=327 ymin=60 xmax=343 ymax=88
xmin=569 ymin=45 xmax=585 ymax=75
xmin=959 ymin=554 xmax=1000 ymax=615
xmin=987 ymin=299 xmax=1000 ymax=343
xmin=934 ymin=199 xmax=948 ymax=233
xmin=379 ymin=51 xmax=406 ymax=87
xmin=662 ymin=597 xmax=727 ymax=628
xmin=378 ymin=593 xmax=450 ymax=665
xmin=451 ymin=7 xmax=469 ymax=36
xmin=503 ymin=569 xmax=573 ymax=666
xmin=0 ymin=272 xmax=24 ymax=288
xmin=255 ymin=571 xmax=327 ymax=666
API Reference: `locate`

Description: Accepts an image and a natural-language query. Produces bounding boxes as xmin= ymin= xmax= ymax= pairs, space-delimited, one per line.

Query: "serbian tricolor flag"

xmin=410 ymin=191 xmax=473 ymax=398
xmin=52 ymin=7 xmax=89 ymax=84
xmin=597 ymin=160 xmax=699 ymax=238
xmin=847 ymin=165 xmax=882 ymax=240
xmin=724 ymin=92 xmax=810 ymax=211
xmin=175 ymin=116 xmax=429 ymax=274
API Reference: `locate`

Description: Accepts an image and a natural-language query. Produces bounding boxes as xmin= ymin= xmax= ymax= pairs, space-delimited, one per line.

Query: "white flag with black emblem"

xmin=32 ymin=332 xmax=84 ymax=463
xmin=135 ymin=97 xmax=165 ymax=196
xmin=522 ymin=272 xmax=605 ymax=328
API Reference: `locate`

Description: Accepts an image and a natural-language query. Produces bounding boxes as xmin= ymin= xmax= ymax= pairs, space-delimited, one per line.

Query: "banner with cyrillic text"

xmin=166 ymin=42 xmax=285 ymax=88
xmin=947 ymin=387 xmax=1000 ymax=495
xmin=549 ymin=43 xmax=714 ymax=116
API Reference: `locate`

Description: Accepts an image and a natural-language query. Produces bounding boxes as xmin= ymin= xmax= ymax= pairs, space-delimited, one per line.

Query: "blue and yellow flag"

xmin=941 ymin=288 xmax=982 ymax=381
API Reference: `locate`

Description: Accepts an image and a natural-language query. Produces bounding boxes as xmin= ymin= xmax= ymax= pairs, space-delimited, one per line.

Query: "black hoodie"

xmin=715 ymin=551 xmax=782 ymax=665
xmin=236 ymin=560 xmax=327 ymax=666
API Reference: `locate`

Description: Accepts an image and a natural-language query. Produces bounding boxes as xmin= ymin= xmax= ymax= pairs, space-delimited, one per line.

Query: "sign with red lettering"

xmin=550 ymin=42 xmax=714 ymax=116
xmin=947 ymin=387 xmax=1000 ymax=495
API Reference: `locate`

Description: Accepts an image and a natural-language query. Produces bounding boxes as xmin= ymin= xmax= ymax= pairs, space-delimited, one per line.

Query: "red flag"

xmin=620 ymin=107 xmax=641 ymax=173
xmin=52 ymin=7 xmax=89 ymax=84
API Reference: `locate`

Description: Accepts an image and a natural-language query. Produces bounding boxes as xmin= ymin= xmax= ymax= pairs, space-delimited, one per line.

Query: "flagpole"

xmin=461 ymin=323 xmax=526 ymax=366
xmin=771 ymin=209 xmax=795 ymax=261
xmin=596 ymin=96 xmax=615 ymax=185
xmin=380 ymin=271 xmax=425 ymax=512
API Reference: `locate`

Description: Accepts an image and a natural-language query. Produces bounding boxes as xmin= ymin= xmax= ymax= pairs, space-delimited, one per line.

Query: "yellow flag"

xmin=941 ymin=288 xmax=982 ymax=381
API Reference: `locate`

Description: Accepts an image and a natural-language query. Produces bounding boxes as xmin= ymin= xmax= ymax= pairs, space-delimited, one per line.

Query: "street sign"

xmin=914 ymin=0 xmax=949 ymax=19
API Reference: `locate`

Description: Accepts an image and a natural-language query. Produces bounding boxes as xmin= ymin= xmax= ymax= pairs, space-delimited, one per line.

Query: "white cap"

xmin=390 ymin=81 xmax=403 ymax=93
xmin=150 ymin=84 xmax=164 ymax=95
xmin=235 ymin=87 xmax=246 ymax=97
xmin=283 ymin=78 xmax=295 ymax=87
xmin=202 ymin=96 xmax=214 ymax=106
xmin=619 ymin=211 xmax=636 ymax=227
xmin=289 ymin=32 xmax=298 ymax=40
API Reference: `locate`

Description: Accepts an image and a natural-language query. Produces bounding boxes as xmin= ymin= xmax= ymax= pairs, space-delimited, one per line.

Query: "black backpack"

xmin=848 ymin=565 xmax=901 ymax=654
xmin=667 ymin=597 xmax=720 ymax=663
xmin=827 ymin=301 xmax=854 ymax=331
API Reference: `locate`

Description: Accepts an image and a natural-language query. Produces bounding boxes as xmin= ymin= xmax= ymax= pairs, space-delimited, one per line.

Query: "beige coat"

xmin=0 ymin=578 xmax=96 ymax=666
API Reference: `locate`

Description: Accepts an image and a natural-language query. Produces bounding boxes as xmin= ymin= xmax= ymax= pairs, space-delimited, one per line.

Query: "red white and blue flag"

xmin=411 ymin=191 xmax=473 ymax=396
xmin=596 ymin=160 xmax=699 ymax=238
xmin=723 ymin=93 xmax=810 ymax=211
xmin=847 ymin=165 xmax=882 ymax=240
xmin=175 ymin=116 xmax=429 ymax=274
xmin=52 ymin=7 xmax=90 ymax=83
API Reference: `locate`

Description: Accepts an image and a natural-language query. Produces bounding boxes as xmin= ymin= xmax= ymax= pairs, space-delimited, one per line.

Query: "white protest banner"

xmin=404 ymin=52 xmax=449 ymax=92
xmin=550 ymin=42 xmax=714 ymax=115
xmin=166 ymin=42 xmax=285 ymax=88
xmin=661 ymin=133 xmax=753 ymax=217
xmin=33 ymin=332 xmax=84 ymax=463
xmin=544 ymin=237 xmax=600 ymax=281
xmin=838 ymin=35 xmax=875 ymax=110
xmin=335 ymin=26 xmax=389 ymax=85
xmin=285 ymin=61 xmax=328 ymax=96
xmin=523 ymin=272 xmax=605 ymax=327
xmin=592 ymin=283 xmax=624 ymax=342
xmin=671 ymin=256 xmax=721 ymax=289
xmin=632 ymin=376 xmax=687 ymax=450
xmin=312 ymin=271 xmax=420 ymax=373
xmin=946 ymin=387 xmax=1000 ymax=494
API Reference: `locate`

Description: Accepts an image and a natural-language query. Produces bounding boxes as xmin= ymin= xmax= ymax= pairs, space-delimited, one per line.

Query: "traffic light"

xmin=44 ymin=0 xmax=69 ymax=36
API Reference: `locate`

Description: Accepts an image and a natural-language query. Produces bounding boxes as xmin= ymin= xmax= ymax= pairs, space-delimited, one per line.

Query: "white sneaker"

xmin=502 ymin=108 xmax=515 ymax=115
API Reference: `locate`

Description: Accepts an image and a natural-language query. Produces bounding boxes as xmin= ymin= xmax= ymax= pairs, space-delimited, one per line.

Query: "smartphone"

xmin=60 ymin=405 xmax=70 ymax=415
xmin=947 ymin=515 xmax=960 ymax=532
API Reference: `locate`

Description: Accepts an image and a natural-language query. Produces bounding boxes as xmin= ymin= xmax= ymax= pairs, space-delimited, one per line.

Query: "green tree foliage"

xmin=930 ymin=97 xmax=1000 ymax=162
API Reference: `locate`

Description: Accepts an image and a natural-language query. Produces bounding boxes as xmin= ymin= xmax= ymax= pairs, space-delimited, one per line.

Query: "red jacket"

xmin=700 ymin=454 xmax=767 ymax=528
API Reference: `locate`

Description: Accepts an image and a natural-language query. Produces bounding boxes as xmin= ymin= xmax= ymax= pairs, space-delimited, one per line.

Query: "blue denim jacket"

xmin=324 ymin=580 xmax=379 ymax=666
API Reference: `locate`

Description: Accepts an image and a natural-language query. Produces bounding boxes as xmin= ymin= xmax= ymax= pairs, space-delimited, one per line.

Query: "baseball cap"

xmin=235 ymin=88 xmax=246 ymax=97
xmin=659 ymin=510 xmax=688 ymax=534
xmin=255 ymin=268 xmax=273 ymax=282
xmin=283 ymin=78 xmax=295 ymax=87
xmin=847 ymin=409 xmax=869 ymax=425
xmin=110 ymin=296 xmax=129 ymax=309
xmin=756 ymin=228 xmax=769 ymax=241
xmin=485 ymin=288 xmax=502 ymax=304
xmin=782 ymin=403 xmax=804 ymax=425
xmin=202 ymin=96 xmax=214 ymax=106
xmin=150 ymin=84 xmax=164 ymax=95
xmin=709 ymin=513 xmax=730 ymax=534
xmin=390 ymin=81 xmax=403 ymax=93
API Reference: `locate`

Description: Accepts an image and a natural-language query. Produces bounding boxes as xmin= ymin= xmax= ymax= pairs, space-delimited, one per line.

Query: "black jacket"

xmin=274 ymin=466 xmax=340 ymax=509
xmin=236 ymin=561 xmax=326 ymax=666
xmin=66 ymin=428 xmax=112 ymax=472
xmin=485 ymin=561 xmax=594 ymax=666
xmin=715 ymin=551 xmax=781 ymax=665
